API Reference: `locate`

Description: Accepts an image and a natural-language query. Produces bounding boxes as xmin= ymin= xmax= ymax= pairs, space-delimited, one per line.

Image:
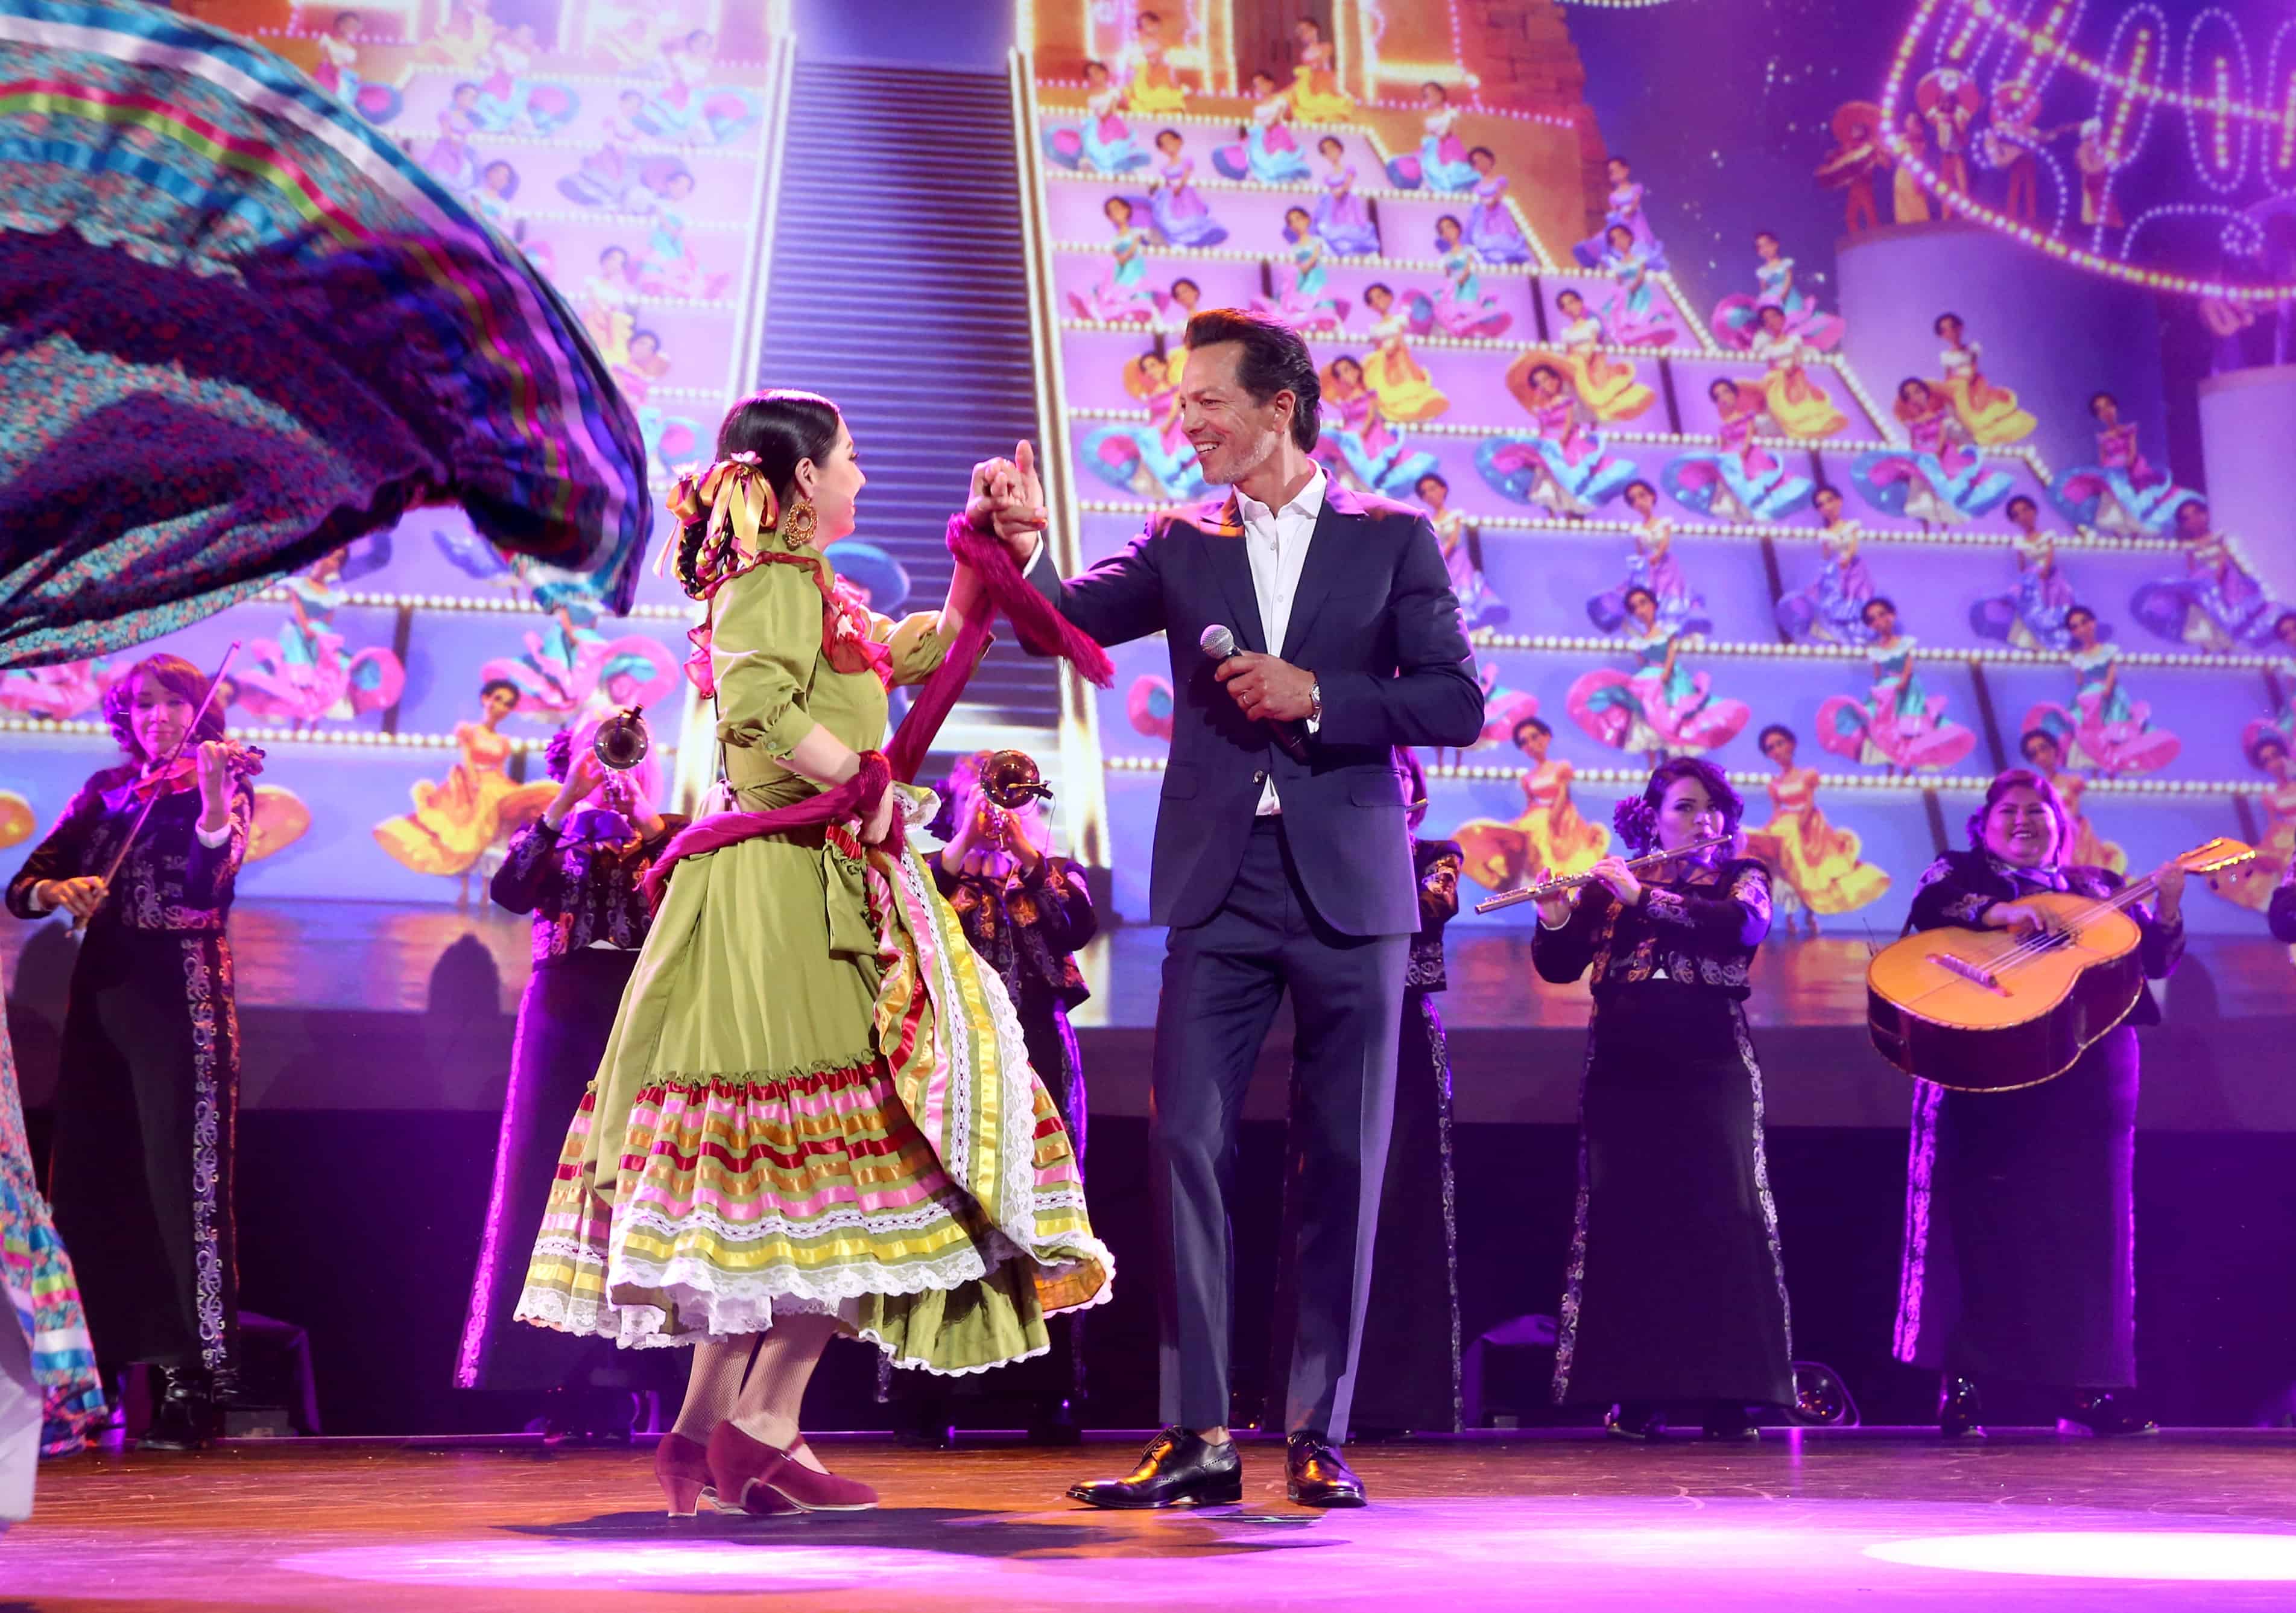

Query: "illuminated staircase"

xmin=761 ymin=57 xmax=1063 ymax=762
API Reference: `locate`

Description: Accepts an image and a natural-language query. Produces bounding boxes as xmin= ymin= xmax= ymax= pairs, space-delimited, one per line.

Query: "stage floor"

xmin=10 ymin=1433 xmax=2296 ymax=1610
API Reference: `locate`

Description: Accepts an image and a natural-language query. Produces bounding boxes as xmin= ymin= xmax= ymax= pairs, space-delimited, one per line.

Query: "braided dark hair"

xmin=673 ymin=390 xmax=842 ymax=597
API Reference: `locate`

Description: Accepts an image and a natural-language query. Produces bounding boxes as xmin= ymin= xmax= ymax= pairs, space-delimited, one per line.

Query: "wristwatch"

xmin=1307 ymin=680 xmax=1323 ymax=724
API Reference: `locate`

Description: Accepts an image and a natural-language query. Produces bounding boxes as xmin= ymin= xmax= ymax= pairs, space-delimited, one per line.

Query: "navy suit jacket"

xmin=1028 ymin=483 xmax=1485 ymax=936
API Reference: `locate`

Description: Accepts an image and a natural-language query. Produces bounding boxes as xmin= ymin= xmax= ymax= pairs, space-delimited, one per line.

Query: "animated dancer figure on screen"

xmin=233 ymin=547 xmax=406 ymax=728
xmin=1042 ymin=60 xmax=1151 ymax=174
xmin=1417 ymin=473 xmax=1507 ymax=630
xmin=1256 ymin=209 xmax=1350 ymax=331
xmin=1288 ymin=19 xmax=1353 ymax=122
xmin=2205 ymin=733 xmax=2296 ymax=920
xmin=1749 ymin=305 xmax=1847 ymax=439
xmin=6 ymin=658 xmax=255 ymax=1453
xmin=1546 ymin=290 xmax=1656 ymax=421
xmin=2129 ymin=498 xmax=2288 ymax=653
xmin=1589 ymin=480 xmax=1709 ymax=637
xmin=1069 ymin=197 xmax=1165 ymax=323
xmin=1116 ymin=9 xmax=1186 ymax=115
xmin=1932 ymin=314 xmax=2035 ymax=445
xmin=1361 ymin=283 xmax=1450 ymax=420
xmin=1743 ymin=725 xmax=1889 ymax=936
xmin=1529 ymin=760 xmax=1793 ymax=1442
xmin=1815 ymin=598 xmax=1978 ymax=773
xmin=1776 ymin=485 xmax=1879 ymax=645
xmin=1081 ymin=350 xmax=1210 ymax=502
xmin=2050 ymin=392 xmax=2193 ymax=536
xmin=455 ymin=732 xmax=684 ymax=1443
xmin=1146 ymin=129 xmax=1229 ymax=247
xmin=1817 ymin=105 xmax=1888 ymax=235
xmin=1712 ymin=230 xmax=1844 ymax=352
xmin=1453 ymin=714 xmax=1609 ymax=894
xmin=1001 ymin=309 xmax=1484 ymax=1509
xmin=1311 ymin=135 xmax=1381 ymax=255
xmin=1575 ymin=155 xmax=1661 ymax=266
xmin=1569 ymin=589 xmax=1750 ymax=763
xmin=1387 ymin=81 xmax=1478 ymax=192
xmin=1970 ymin=495 xmax=2082 ymax=651
xmin=1593 ymin=224 xmax=1677 ymax=346
xmin=373 ymin=679 xmax=556 ymax=895
xmin=1896 ymin=771 xmax=2183 ymax=1440
xmin=1314 ymin=356 xmax=1439 ymax=498
xmin=1479 ymin=362 xmax=1639 ymax=519
xmin=514 ymin=393 xmax=1110 ymax=1519
xmin=2021 ymin=606 xmax=2181 ymax=778
xmin=1430 ymin=214 xmax=1513 ymax=337
xmin=1213 ymin=71 xmax=1312 ymax=183
xmin=1464 ymin=148 xmax=1532 ymax=265
xmin=1663 ymin=378 xmax=1812 ymax=523
xmin=1851 ymin=379 xmax=2014 ymax=527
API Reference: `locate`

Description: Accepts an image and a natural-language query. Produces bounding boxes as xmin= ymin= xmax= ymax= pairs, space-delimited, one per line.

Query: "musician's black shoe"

xmin=1067 ymin=1427 xmax=1242 ymax=1509
xmin=1939 ymin=1374 xmax=1986 ymax=1439
xmin=1701 ymin=1403 xmax=1760 ymax=1442
xmin=1285 ymin=1432 xmax=1367 ymax=1507
xmin=1604 ymin=1402 xmax=1665 ymax=1441
xmin=139 ymin=1368 xmax=217 ymax=1452
xmin=2061 ymin=1390 xmax=2157 ymax=1437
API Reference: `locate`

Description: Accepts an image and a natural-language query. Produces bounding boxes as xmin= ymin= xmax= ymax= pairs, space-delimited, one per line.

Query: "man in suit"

xmin=974 ymin=309 xmax=1484 ymax=1507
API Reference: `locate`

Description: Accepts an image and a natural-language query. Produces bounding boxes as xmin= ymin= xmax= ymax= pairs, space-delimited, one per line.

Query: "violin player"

xmin=7 ymin=653 xmax=258 ymax=1450
xmin=1891 ymin=767 xmax=2185 ymax=1439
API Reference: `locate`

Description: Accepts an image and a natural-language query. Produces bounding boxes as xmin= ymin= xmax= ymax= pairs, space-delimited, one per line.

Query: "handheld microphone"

xmin=1200 ymin=624 xmax=1308 ymax=762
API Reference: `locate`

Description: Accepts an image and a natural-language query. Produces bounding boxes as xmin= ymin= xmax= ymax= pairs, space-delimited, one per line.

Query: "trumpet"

xmin=593 ymin=707 xmax=650 ymax=772
xmin=1474 ymin=832 xmax=1736 ymax=914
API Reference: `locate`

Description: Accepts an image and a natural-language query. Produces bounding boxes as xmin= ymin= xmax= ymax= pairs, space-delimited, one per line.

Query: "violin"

xmin=127 ymin=740 xmax=267 ymax=805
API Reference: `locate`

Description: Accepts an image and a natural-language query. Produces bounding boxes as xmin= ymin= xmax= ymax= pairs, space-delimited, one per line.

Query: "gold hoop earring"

xmin=778 ymin=498 xmax=817 ymax=551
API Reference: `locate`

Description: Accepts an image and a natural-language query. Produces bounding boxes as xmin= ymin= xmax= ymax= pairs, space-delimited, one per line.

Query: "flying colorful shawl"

xmin=0 ymin=0 xmax=650 ymax=667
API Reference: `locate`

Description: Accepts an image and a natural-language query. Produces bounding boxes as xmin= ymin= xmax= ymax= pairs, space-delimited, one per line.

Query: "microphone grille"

xmin=1198 ymin=624 xmax=1236 ymax=659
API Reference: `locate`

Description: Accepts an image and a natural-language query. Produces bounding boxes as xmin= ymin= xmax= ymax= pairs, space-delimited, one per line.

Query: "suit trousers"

xmin=1153 ymin=818 xmax=1408 ymax=1439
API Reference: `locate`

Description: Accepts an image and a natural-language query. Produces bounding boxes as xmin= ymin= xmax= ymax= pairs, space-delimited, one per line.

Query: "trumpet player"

xmin=1528 ymin=757 xmax=1793 ymax=1441
xmin=902 ymin=752 xmax=1099 ymax=1443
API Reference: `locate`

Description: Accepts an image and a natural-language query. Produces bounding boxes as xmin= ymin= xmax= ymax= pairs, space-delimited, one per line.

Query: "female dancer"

xmin=2020 ymin=605 xmax=2181 ymax=776
xmin=1745 ymin=724 xmax=1889 ymax=934
xmin=1816 ymin=597 xmax=1978 ymax=772
xmin=2130 ymin=498 xmax=2286 ymax=652
xmin=1315 ymin=355 xmax=1438 ymax=497
xmin=1896 ymin=769 xmax=2183 ymax=1437
xmin=1311 ymin=135 xmax=1380 ymax=256
xmin=1852 ymin=378 xmax=2014 ymax=526
xmin=1663 ymin=378 xmax=1812 ymax=523
xmin=1117 ymin=10 xmax=1186 ymax=115
xmin=1455 ymin=715 xmax=1608 ymax=893
xmin=2206 ymin=732 xmax=2296 ymax=916
xmin=1531 ymin=758 xmax=1792 ymax=1439
xmin=2050 ymin=393 xmax=2193 ymax=536
xmin=1464 ymin=148 xmax=1532 ymax=265
xmin=1361 ymin=283 xmax=1449 ymax=419
xmin=1146 ymin=129 xmax=1228 ymax=248
xmin=230 ymin=547 xmax=406 ymax=728
xmin=1259 ymin=209 xmax=1349 ymax=331
xmin=1288 ymin=19 xmax=1353 ymax=122
xmin=1594 ymin=224 xmax=1677 ymax=347
xmin=513 ymin=393 xmax=1108 ymax=1515
xmin=1431 ymin=214 xmax=1512 ymax=337
xmin=1042 ymin=60 xmax=1150 ymax=175
xmin=1776 ymin=484 xmax=1879 ymax=645
xmin=1080 ymin=350 xmax=1206 ymax=502
xmin=1588 ymin=479 xmax=1709 ymax=636
xmin=1212 ymin=71 xmax=1311 ymax=183
xmin=1970 ymin=495 xmax=2080 ymax=650
xmin=902 ymin=752 xmax=1099 ymax=1441
xmin=1712 ymin=230 xmax=1844 ymax=351
xmin=1416 ymin=473 xmax=1506 ymax=630
xmin=1546 ymin=289 xmax=1656 ymax=421
xmin=1567 ymin=588 xmax=1750 ymax=761
xmin=5 ymin=655 xmax=254 ymax=1450
xmin=1749 ymin=304 xmax=1847 ymax=439
xmin=1387 ymin=82 xmax=1478 ymax=192
xmin=373 ymin=677 xmax=554 ymax=896
xmin=455 ymin=730 xmax=685 ymax=1437
xmin=1574 ymin=156 xmax=1661 ymax=266
xmin=1478 ymin=361 xmax=1639 ymax=518
xmin=1067 ymin=197 xmax=1163 ymax=323
xmin=1932 ymin=313 xmax=2036 ymax=445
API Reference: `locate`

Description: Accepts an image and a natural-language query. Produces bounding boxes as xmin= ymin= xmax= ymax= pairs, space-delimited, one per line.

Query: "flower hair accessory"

xmin=1612 ymin=794 xmax=1657 ymax=852
xmin=659 ymin=453 xmax=782 ymax=584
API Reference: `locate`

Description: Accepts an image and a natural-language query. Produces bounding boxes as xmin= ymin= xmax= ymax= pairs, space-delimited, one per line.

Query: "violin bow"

xmin=72 ymin=641 xmax=244 ymax=935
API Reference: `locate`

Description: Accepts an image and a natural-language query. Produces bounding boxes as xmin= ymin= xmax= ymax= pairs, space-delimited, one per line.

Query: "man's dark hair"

xmin=1183 ymin=308 xmax=1321 ymax=451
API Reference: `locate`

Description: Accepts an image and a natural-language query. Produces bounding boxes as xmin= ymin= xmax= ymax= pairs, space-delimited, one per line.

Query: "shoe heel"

xmin=659 ymin=1474 xmax=707 ymax=1518
xmin=1193 ymin=1474 xmax=1244 ymax=1506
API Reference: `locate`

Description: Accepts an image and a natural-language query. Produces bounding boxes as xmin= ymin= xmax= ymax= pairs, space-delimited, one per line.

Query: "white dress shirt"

xmin=1235 ymin=468 xmax=1326 ymax=814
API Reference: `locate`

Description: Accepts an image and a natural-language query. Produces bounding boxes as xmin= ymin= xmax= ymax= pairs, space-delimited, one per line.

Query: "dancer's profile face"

xmin=795 ymin=422 xmax=865 ymax=544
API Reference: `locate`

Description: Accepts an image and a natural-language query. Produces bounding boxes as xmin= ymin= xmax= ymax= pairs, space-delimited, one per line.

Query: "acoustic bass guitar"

xmin=1865 ymin=837 xmax=2254 ymax=1093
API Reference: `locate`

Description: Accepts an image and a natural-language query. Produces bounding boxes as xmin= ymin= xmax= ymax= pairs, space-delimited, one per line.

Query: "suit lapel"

xmin=1280 ymin=489 xmax=1362 ymax=663
xmin=1195 ymin=492 xmax=1267 ymax=654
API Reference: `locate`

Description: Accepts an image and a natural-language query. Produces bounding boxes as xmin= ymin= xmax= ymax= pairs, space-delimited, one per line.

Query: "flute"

xmin=1474 ymin=832 xmax=1736 ymax=914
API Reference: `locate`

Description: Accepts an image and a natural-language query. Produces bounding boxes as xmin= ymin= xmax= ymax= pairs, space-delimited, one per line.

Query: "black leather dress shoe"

xmin=2061 ymin=1390 xmax=2158 ymax=1437
xmin=1067 ymin=1427 xmax=1242 ymax=1509
xmin=1939 ymin=1374 xmax=1986 ymax=1439
xmin=1285 ymin=1432 xmax=1366 ymax=1507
